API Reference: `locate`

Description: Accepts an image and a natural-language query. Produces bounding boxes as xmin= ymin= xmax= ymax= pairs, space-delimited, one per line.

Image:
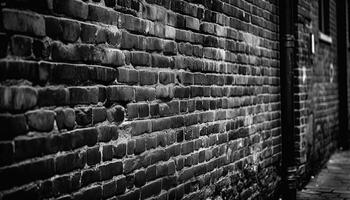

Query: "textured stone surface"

xmin=26 ymin=110 xmax=56 ymax=132
xmin=0 ymin=0 xmax=341 ymax=199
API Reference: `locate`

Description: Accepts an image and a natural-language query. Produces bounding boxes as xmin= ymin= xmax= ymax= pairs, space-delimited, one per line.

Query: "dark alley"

xmin=297 ymin=150 xmax=350 ymax=200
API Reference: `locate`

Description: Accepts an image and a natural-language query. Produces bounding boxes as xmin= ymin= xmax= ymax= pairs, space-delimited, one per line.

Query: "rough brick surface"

xmin=0 ymin=0 xmax=340 ymax=199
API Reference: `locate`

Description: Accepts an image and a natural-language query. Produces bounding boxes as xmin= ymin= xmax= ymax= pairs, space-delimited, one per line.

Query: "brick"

xmin=102 ymin=179 xmax=116 ymax=199
xmin=106 ymin=85 xmax=134 ymax=102
xmin=138 ymin=103 xmax=150 ymax=118
xmin=70 ymin=128 xmax=98 ymax=149
xmin=135 ymin=87 xmax=156 ymax=101
xmin=121 ymin=31 xmax=138 ymax=49
xmin=174 ymin=86 xmax=190 ymax=98
xmin=75 ymin=107 xmax=92 ymax=126
xmin=134 ymin=170 xmax=146 ymax=187
xmin=146 ymin=37 xmax=164 ymax=52
xmin=152 ymin=54 xmax=174 ymax=68
xmin=97 ymin=124 xmax=118 ymax=142
xmin=10 ymin=35 xmax=33 ymax=57
xmin=0 ymin=114 xmax=28 ymax=140
xmin=81 ymin=23 xmax=106 ymax=44
xmin=150 ymin=103 xmax=159 ymax=116
xmin=177 ymin=71 xmax=194 ymax=85
xmin=0 ymin=60 xmax=39 ymax=82
xmin=118 ymin=189 xmax=140 ymax=200
xmin=25 ymin=110 xmax=55 ymax=132
xmin=0 ymin=86 xmax=38 ymax=111
xmin=106 ymin=105 xmax=125 ymax=123
xmin=2 ymin=9 xmax=45 ymax=37
xmin=100 ymin=48 xmax=125 ymax=66
xmin=69 ymin=86 xmax=99 ymax=105
xmin=165 ymin=26 xmax=176 ymax=39
xmin=55 ymin=107 xmax=75 ymax=130
xmin=86 ymin=146 xmax=101 ymax=166
xmin=159 ymin=103 xmax=170 ymax=117
xmin=74 ymin=185 xmax=102 ymax=200
xmin=45 ymin=16 xmax=80 ymax=42
xmin=130 ymin=52 xmax=151 ymax=66
xmin=37 ymin=87 xmax=69 ymax=106
xmin=55 ymin=151 xmax=86 ymax=174
xmin=139 ymin=70 xmax=158 ymax=85
xmin=116 ymin=176 xmax=127 ymax=195
xmin=88 ymin=4 xmax=112 ymax=24
xmin=125 ymin=174 xmax=134 ymax=189
xmin=113 ymin=142 xmax=126 ymax=159
xmin=92 ymin=106 xmax=107 ymax=124
xmin=159 ymin=71 xmax=175 ymax=84
xmin=90 ymin=65 xmax=117 ymax=84
xmin=141 ymin=179 xmax=162 ymax=199
xmin=156 ymin=85 xmax=174 ymax=99
xmin=164 ymin=40 xmax=177 ymax=55
xmin=118 ymin=67 xmax=138 ymax=84
xmin=100 ymin=161 xmax=123 ymax=180
xmin=178 ymin=43 xmax=193 ymax=56
xmin=103 ymin=144 xmax=113 ymax=161
xmin=0 ymin=141 xmax=13 ymax=166
xmin=51 ymin=42 xmax=80 ymax=62
xmin=53 ymin=0 xmax=89 ymax=20
xmin=127 ymin=103 xmax=138 ymax=119
xmin=130 ymin=120 xmax=151 ymax=136
xmin=135 ymin=138 xmax=146 ymax=155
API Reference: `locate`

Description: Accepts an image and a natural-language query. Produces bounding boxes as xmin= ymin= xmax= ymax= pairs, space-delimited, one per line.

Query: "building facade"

xmin=0 ymin=0 xmax=348 ymax=199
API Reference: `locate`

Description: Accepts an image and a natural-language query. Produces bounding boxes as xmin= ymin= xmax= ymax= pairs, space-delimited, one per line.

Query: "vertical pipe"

xmin=280 ymin=0 xmax=297 ymax=199
xmin=336 ymin=0 xmax=349 ymax=150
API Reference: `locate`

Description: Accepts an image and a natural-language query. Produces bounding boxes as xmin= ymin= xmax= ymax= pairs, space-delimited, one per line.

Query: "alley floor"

xmin=297 ymin=150 xmax=350 ymax=200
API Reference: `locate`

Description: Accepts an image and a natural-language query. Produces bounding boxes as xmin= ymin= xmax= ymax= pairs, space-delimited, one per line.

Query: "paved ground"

xmin=297 ymin=150 xmax=350 ymax=200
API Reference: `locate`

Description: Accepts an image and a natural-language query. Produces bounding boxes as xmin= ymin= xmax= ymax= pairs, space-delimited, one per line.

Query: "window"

xmin=318 ymin=0 xmax=330 ymax=35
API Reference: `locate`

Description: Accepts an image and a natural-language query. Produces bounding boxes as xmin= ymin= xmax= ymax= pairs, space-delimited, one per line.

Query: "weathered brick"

xmin=3 ymin=9 xmax=45 ymax=37
xmin=113 ymin=142 xmax=126 ymax=159
xmin=139 ymin=70 xmax=158 ymax=85
xmin=0 ymin=86 xmax=38 ymax=111
xmin=106 ymin=85 xmax=134 ymax=102
xmin=69 ymin=86 xmax=99 ymax=105
xmin=55 ymin=107 xmax=75 ymax=130
xmin=10 ymin=35 xmax=33 ymax=57
xmin=26 ymin=109 xmax=55 ymax=132
xmin=75 ymin=107 xmax=92 ymax=126
xmin=130 ymin=51 xmax=151 ymax=66
xmin=118 ymin=67 xmax=138 ymax=84
xmin=141 ymin=179 xmax=162 ymax=199
xmin=53 ymin=0 xmax=88 ymax=20
xmin=135 ymin=87 xmax=156 ymax=101
xmin=106 ymin=105 xmax=125 ymax=123
xmin=38 ymin=87 xmax=69 ymax=106
xmin=45 ymin=16 xmax=80 ymax=42
xmin=92 ymin=106 xmax=107 ymax=124
xmin=100 ymin=161 xmax=123 ymax=180
xmin=86 ymin=146 xmax=101 ymax=166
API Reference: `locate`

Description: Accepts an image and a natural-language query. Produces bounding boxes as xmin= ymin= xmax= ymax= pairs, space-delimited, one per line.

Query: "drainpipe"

xmin=280 ymin=0 xmax=297 ymax=199
xmin=336 ymin=0 xmax=349 ymax=150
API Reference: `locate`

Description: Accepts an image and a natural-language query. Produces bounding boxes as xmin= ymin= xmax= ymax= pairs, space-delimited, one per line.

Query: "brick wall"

xmin=0 ymin=0 xmax=282 ymax=199
xmin=294 ymin=0 xmax=339 ymax=187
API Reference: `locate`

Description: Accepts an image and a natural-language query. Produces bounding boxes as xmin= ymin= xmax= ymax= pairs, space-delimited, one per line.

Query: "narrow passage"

xmin=297 ymin=151 xmax=350 ymax=200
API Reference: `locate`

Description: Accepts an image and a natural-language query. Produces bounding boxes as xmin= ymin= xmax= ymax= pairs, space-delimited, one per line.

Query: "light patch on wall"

xmin=330 ymin=63 xmax=334 ymax=83
xmin=302 ymin=66 xmax=307 ymax=84
xmin=242 ymin=32 xmax=260 ymax=46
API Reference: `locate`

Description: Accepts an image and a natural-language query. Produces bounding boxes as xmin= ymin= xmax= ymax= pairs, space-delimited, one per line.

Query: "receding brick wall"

xmin=0 ymin=0 xmax=282 ymax=199
xmin=294 ymin=0 xmax=339 ymax=187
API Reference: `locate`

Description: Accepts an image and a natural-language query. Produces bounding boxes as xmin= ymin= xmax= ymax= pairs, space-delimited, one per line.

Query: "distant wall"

xmin=0 ymin=0 xmax=282 ymax=199
xmin=294 ymin=0 xmax=339 ymax=187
